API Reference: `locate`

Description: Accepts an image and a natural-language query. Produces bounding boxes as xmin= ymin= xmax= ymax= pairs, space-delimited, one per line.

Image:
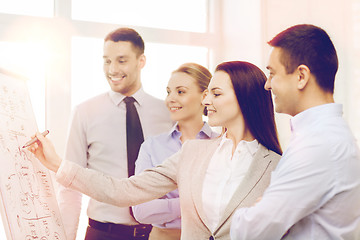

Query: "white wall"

xmin=220 ymin=0 xmax=263 ymax=65
xmin=220 ymin=0 xmax=358 ymax=149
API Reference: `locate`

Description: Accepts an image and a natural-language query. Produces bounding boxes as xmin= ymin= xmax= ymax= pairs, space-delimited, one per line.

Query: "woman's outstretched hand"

xmin=27 ymin=132 xmax=62 ymax=173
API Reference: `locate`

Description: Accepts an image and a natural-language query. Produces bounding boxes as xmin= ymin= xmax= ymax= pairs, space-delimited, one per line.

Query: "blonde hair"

xmin=172 ymin=63 xmax=212 ymax=93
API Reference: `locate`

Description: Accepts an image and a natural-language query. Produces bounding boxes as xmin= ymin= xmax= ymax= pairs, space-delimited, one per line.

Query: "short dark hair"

xmin=268 ymin=24 xmax=338 ymax=93
xmin=104 ymin=28 xmax=145 ymax=57
xmin=216 ymin=61 xmax=282 ymax=155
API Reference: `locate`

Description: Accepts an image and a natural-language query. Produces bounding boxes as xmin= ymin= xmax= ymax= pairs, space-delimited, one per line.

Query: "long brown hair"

xmin=216 ymin=61 xmax=282 ymax=155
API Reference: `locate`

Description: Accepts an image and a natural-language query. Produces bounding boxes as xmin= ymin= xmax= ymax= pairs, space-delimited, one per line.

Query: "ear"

xmin=201 ymin=89 xmax=209 ymax=116
xmin=202 ymin=89 xmax=209 ymax=101
xmin=138 ymin=54 xmax=146 ymax=69
xmin=296 ymin=64 xmax=310 ymax=90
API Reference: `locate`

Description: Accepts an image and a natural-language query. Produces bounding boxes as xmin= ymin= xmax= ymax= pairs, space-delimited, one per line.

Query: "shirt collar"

xmin=290 ymin=103 xmax=343 ymax=134
xmin=199 ymin=122 xmax=215 ymax=139
xmin=168 ymin=122 xmax=215 ymax=140
xmin=108 ymin=87 xmax=146 ymax=106
xmin=169 ymin=123 xmax=182 ymax=140
xmin=219 ymin=132 xmax=259 ymax=156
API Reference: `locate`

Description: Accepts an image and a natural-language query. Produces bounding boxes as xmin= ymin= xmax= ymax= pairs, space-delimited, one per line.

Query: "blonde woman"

xmin=132 ymin=63 xmax=219 ymax=240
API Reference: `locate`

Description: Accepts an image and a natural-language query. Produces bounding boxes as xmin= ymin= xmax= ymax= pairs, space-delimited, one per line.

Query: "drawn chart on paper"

xmin=0 ymin=69 xmax=66 ymax=240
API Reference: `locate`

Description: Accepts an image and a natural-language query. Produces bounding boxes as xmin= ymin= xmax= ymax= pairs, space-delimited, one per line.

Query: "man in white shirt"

xmin=58 ymin=28 xmax=172 ymax=240
xmin=230 ymin=24 xmax=360 ymax=239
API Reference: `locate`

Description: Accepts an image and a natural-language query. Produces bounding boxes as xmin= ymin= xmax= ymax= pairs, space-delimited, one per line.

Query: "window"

xmin=71 ymin=37 xmax=107 ymax=107
xmin=143 ymin=43 xmax=208 ymax=98
xmin=72 ymin=0 xmax=208 ymax=32
xmin=0 ymin=42 xmax=46 ymax=130
xmin=71 ymin=37 xmax=208 ymax=107
xmin=0 ymin=0 xmax=54 ymax=17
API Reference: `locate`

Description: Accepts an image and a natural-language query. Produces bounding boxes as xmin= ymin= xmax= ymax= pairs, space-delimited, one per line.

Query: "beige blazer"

xmin=58 ymin=138 xmax=281 ymax=240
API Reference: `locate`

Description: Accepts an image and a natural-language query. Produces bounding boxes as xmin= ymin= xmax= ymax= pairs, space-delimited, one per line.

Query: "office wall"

xmin=221 ymin=0 xmax=358 ymax=148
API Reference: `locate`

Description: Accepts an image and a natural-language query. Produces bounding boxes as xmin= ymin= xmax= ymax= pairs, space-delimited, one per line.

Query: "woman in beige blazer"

xmin=29 ymin=61 xmax=282 ymax=240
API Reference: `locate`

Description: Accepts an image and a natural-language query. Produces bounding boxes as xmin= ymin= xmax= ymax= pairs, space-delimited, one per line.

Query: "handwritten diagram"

xmin=0 ymin=70 xmax=66 ymax=239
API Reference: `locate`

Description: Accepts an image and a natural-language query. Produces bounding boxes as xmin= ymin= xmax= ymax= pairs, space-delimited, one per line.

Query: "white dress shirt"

xmin=202 ymin=133 xmax=259 ymax=232
xmin=230 ymin=103 xmax=360 ymax=240
xmin=57 ymin=88 xmax=172 ymax=240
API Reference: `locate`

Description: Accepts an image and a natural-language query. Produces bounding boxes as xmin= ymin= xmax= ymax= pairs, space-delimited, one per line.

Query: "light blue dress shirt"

xmin=230 ymin=103 xmax=360 ymax=240
xmin=133 ymin=122 xmax=219 ymax=229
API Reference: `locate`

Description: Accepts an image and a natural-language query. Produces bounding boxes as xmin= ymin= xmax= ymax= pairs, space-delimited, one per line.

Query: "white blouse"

xmin=202 ymin=133 xmax=259 ymax=231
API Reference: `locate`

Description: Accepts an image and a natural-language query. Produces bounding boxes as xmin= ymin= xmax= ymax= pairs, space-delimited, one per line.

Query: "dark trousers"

xmin=84 ymin=218 xmax=151 ymax=240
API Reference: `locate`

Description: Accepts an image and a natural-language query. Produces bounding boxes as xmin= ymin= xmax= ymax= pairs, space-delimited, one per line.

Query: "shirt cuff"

xmin=56 ymin=160 xmax=78 ymax=188
xmin=169 ymin=198 xmax=181 ymax=218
